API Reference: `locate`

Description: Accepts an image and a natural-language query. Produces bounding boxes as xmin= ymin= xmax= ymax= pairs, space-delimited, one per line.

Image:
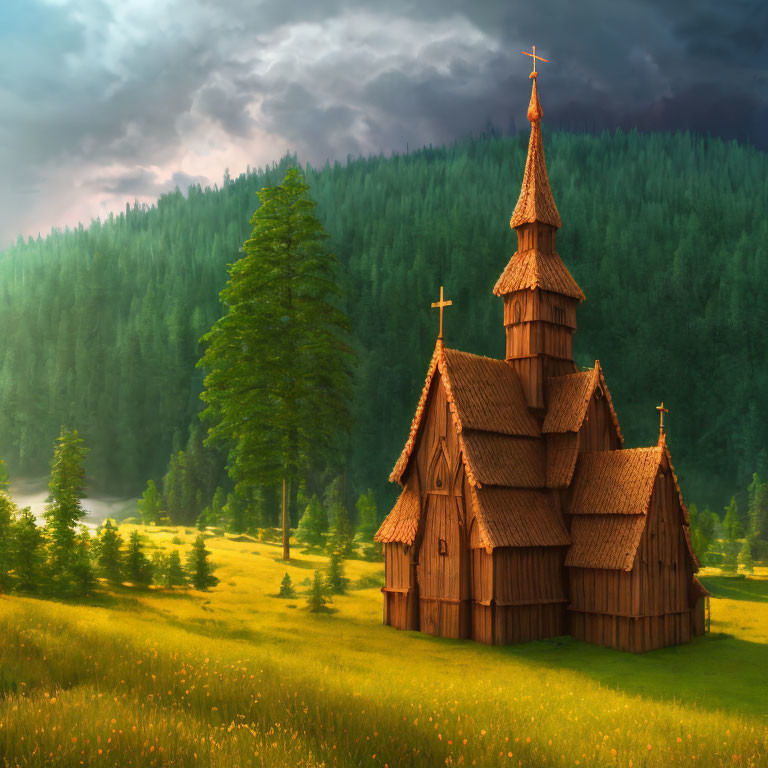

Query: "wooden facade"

xmin=567 ymin=456 xmax=699 ymax=652
xmin=375 ymin=71 xmax=708 ymax=653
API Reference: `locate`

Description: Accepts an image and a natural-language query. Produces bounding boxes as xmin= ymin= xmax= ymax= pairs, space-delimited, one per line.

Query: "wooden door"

xmin=417 ymin=492 xmax=463 ymax=638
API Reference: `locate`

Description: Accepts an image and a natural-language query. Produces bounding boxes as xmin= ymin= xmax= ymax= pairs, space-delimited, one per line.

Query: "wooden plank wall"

xmin=505 ymin=322 xmax=574 ymax=361
xmin=579 ymin=393 xmax=622 ymax=452
xmin=503 ymin=289 xmax=578 ymax=329
xmin=568 ymin=467 xmax=697 ymax=652
xmin=508 ymin=356 xmax=578 ymax=411
xmin=492 ymin=547 xmax=568 ymax=644
xmin=470 ymin=544 xmax=494 ymax=644
xmin=515 ymin=223 xmax=558 ymax=255
xmin=503 ymin=288 xmax=579 ymax=409
xmin=411 ymin=375 xmax=454 ymax=488
xmin=383 ymin=543 xmax=412 ymax=630
xmin=692 ymin=599 xmax=705 ymax=637
xmin=569 ymin=612 xmax=692 ymax=653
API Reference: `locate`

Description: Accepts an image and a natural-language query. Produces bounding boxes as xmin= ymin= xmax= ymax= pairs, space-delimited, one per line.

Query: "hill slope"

xmin=0 ymin=130 xmax=766 ymax=511
xmin=0 ymin=526 xmax=766 ymax=766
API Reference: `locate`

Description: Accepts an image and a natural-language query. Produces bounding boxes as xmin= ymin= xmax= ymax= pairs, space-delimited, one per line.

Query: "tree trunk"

xmin=282 ymin=476 xmax=290 ymax=561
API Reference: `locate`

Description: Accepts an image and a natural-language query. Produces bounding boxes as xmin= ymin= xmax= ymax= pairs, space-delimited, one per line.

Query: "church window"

xmin=438 ymin=538 xmax=448 ymax=556
xmin=514 ymin=301 xmax=522 ymax=323
xmin=428 ymin=441 xmax=449 ymax=492
xmin=551 ymin=306 xmax=565 ymax=324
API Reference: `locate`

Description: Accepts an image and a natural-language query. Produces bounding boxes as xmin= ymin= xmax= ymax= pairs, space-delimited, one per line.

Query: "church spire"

xmin=494 ymin=59 xmax=584 ymax=411
xmin=509 ymin=72 xmax=561 ymax=230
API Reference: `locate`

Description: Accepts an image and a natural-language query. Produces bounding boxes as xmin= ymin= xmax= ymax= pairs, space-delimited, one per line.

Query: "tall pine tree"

xmin=198 ymin=168 xmax=356 ymax=560
xmin=44 ymin=427 xmax=89 ymax=591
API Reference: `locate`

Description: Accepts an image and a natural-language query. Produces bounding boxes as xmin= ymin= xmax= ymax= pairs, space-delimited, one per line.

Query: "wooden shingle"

xmin=565 ymin=514 xmax=646 ymax=571
xmin=461 ymin=430 xmax=545 ymax=488
xmin=442 ymin=348 xmax=540 ymax=437
xmin=542 ymin=369 xmax=596 ymax=433
xmin=472 ymin=487 xmax=570 ymax=549
xmin=545 ymin=432 xmax=579 ymax=488
xmin=374 ymin=487 xmax=421 ymax=545
xmin=569 ymin=447 xmax=663 ymax=516
xmin=493 ymin=249 xmax=585 ymax=300
xmin=508 ymin=79 xmax=561 ymax=230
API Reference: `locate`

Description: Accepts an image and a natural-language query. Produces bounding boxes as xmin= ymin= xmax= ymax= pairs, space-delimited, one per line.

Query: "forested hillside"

xmin=0 ymin=129 xmax=766 ymax=514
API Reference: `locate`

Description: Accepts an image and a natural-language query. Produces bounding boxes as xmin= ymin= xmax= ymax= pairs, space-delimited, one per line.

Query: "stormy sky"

xmin=0 ymin=0 xmax=766 ymax=247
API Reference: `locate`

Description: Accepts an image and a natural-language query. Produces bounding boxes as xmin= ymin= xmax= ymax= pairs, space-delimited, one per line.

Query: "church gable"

xmin=543 ymin=363 xmax=623 ymax=488
xmin=565 ymin=445 xmax=698 ymax=574
xmin=543 ymin=362 xmax=623 ymax=444
xmin=389 ymin=342 xmax=540 ymax=486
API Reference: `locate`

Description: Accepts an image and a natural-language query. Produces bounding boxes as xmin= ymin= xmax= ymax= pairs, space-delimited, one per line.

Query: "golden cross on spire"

xmin=656 ymin=401 xmax=669 ymax=437
xmin=522 ymin=44 xmax=550 ymax=75
xmin=431 ymin=286 xmax=452 ymax=340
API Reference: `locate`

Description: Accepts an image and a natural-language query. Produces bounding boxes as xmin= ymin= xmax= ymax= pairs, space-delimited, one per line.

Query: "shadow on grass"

xmin=350 ymin=574 xmax=384 ymax=590
xmin=161 ymin=615 xmax=267 ymax=644
xmin=28 ymin=584 xmax=198 ymax=614
xmin=699 ymin=574 xmax=768 ymax=602
xmin=273 ymin=556 xmax=323 ymax=570
xmin=486 ymin=628 xmax=768 ymax=717
xmin=370 ymin=591 xmax=768 ymax=719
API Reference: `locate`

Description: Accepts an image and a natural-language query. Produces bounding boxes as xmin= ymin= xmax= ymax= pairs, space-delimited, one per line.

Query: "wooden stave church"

xmin=374 ymin=71 xmax=709 ymax=654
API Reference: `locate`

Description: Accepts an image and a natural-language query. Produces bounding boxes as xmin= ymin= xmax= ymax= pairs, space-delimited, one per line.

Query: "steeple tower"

xmin=494 ymin=69 xmax=585 ymax=411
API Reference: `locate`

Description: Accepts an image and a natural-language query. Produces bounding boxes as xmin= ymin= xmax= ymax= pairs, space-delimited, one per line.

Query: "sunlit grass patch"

xmin=0 ymin=527 xmax=766 ymax=767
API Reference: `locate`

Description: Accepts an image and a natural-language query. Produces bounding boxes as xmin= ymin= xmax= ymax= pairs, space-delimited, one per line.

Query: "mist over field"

xmin=8 ymin=477 xmax=136 ymax=526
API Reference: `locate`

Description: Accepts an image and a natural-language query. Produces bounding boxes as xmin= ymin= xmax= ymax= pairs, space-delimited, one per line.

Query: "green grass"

xmin=0 ymin=528 xmax=766 ymax=767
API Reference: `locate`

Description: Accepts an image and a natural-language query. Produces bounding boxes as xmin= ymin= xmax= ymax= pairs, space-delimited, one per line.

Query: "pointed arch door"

xmin=416 ymin=440 xmax=469 ymax=639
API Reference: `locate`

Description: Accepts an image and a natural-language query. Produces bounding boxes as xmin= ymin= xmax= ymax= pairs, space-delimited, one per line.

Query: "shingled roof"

xmin=545 ymin=432 xmax=580 ymax=489
xmin=542 ymin=363 xmax=623 ymax=442
xmin=565 ymin=515 xmax=646 ymax=571
xmin=569 ymin=447 xmax=663 ymax=516
xmin=389 ymin=342 xmax=540 ymax=485
xmin=374 ymin=487 xmax=420 ymax=544
xmin=493 ymin=249 xmax=585 ymax=300
xmin=471 ymin=487 xmax=570 ymax=549
xmin=441 ymin=348 xmax=540 ymax=436
xmin=461 ymin=430 xmax=545 ymax=488
xmin=509 ymin=74 xmax=561 ymax=230
xmin=543 ymin=369 xmax=596 ymax=432
xmin=566 ymin=444 xmax=698 ymax=571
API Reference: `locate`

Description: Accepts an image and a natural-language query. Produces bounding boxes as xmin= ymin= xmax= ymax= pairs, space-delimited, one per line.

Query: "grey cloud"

xmin=0 ymin=0 xmax=766 ymax=246
xmin=88 ymin=168 xmax=213 ymax=198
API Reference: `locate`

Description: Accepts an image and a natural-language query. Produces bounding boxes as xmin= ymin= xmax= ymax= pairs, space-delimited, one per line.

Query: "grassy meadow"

xmin=0 ymin=526 xmax=767 ymax=767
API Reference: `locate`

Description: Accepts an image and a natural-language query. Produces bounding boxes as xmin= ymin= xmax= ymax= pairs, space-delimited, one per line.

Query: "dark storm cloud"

xmin=0 ymin=0 xmax=765 ymax=245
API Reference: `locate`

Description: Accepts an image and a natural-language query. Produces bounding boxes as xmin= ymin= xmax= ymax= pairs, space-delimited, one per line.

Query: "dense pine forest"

xmin=0 ymin=129 xmax=766 ymax=517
